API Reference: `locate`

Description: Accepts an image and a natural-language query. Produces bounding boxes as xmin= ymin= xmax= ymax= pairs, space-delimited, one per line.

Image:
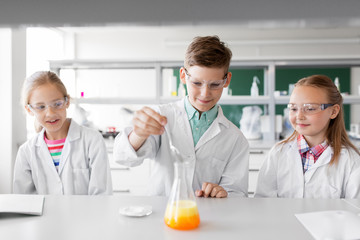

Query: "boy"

xmin=113 ymin=36 xmax=249 ymax=197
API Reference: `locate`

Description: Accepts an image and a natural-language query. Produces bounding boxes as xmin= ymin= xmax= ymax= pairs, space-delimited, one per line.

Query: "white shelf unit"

xmin=50 ymin=59 xmax=277 ymax=139
xmin=50 ymin=59 xmax=360 ymax=195
xmin=50 ymin=58 xmax=360 ymax=141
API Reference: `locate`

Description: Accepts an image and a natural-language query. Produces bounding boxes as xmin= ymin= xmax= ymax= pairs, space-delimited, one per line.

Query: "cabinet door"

xmin=105 ymin=138 xmax=151 ymax=196
xmin=248 ymin=148 xmax=268 ymax=196
xmin=110 ymin=159 xmax=151 ymax=195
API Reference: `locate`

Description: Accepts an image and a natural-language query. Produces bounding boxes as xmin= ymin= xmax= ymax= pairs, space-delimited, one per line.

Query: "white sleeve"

xmin=112 ymin=126 xmax=160 ymax=167
xmin=87 ymin=131 xmax=113 ymax=195
xmin=254 ymin=145 xmax=279 ymax=198
xmin=344 ymin=151 xmax=360 ymax=198
xmin=13 ymin=144 xmax=37 ymax=194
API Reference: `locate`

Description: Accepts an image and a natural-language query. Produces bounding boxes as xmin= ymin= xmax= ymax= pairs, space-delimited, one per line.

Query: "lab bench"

xmin=3 ymin=195 xmax=359 ymax=240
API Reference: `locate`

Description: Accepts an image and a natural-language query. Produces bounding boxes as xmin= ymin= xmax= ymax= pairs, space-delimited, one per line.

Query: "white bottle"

xmin=170 ymin=76 xmax=177 ymax=96
xmin=178 ymin=82 xmax=186 ymax=97
xmin=222 ymin=86 xmax=230 ymax=97
xmin=251 ymin=76 xmax=259 ymax=97
xmin=334 ymin=77 xmax=340 ymax=92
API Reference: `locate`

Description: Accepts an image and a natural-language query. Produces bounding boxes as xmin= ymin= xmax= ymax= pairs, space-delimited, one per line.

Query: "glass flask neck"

xmin=172 ymin=161 xmax=194 ymax=200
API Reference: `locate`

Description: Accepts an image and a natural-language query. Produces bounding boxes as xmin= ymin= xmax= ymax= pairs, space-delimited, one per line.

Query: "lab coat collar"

xmin=35 ymin=119 xmax=81 ymax=175
xmin=35 ymin=119 xmax=80 ymax=146
xmin=184 ymin=96 xmax=218 ymax=122
xmin=175 ymin=99 xmax=196 ymax=153
xmin=64 ymin=119 xmax=81 ymax=142
xmin=174 ymin=98 xmax=229 ymax=150
xmin=35 ymin=129 xmax=61 ymax=177
xmin=288 ymin=139 xmax=336 ymax=188
xmin=194 ymin=106 xmax=229 ymax=150
xmin=288 ymin=139 xmax=334 ymax=170
xmin=287 ymin=141 xmax=305 ymax=195
xmin=58 ymin=119 xmax=81 ymax=174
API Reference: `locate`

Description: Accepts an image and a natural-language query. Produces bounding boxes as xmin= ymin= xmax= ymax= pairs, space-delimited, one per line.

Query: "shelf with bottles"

xmin=275 ymin=95 xmax=360 ymax=105
xmin=71 ymin=95 xmax=272 ymax=105
xmin=49 ymin=58 xmax=360 ymax=142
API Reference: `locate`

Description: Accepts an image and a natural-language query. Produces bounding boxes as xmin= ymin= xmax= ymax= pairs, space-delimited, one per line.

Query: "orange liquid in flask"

xmin=164 ymin=200 xmax=200 ymax=230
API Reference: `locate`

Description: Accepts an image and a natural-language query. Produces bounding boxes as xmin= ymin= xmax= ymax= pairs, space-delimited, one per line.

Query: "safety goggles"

xmin=184 ymin=68 xmax=227 ymax=90
xmin=28 ymin=97 xmax=68 ymax=113
xmin=287 ymin=103 xmax=334 ymax=115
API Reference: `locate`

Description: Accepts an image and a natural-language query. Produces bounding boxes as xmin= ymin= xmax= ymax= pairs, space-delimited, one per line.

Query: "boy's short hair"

xmin=184 ymin=36 xmax=232 ymax=72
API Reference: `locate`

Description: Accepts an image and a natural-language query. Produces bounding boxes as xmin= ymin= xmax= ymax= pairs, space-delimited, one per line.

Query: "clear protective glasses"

xmin=184 ymin=68 xmax=228 ymax=90
xmin=28 ymin=97 xmax=68 ymax=114
xmin=287 ymin=103 xmax=334 ymax=115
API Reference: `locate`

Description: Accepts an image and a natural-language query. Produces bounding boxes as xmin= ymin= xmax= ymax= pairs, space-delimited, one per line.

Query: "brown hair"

xmin=282 ymin=74 xmax=360 ymax=164
xmin=184 ymin=36 xmax=232 ymax=73
xmin=22 ymin=71 xmax=69 ymax=132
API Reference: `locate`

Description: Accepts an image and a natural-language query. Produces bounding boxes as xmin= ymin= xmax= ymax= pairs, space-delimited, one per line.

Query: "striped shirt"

xmin=297 ymin=134 xmax=328 ymax=173
xmin=44 ymin=136 xmax=66 ymax=172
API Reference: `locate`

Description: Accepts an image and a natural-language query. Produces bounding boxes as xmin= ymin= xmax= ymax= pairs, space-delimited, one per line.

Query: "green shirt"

xmin=184 ymin=97 xmax=218 ymax=146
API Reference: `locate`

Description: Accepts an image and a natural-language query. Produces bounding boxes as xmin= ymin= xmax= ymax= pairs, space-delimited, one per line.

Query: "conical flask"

xmin=164 ymin=161 xmax=200 ymax=230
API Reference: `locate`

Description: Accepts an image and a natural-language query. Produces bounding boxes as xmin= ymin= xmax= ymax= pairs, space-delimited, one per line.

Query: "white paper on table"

xmin=0 ymin=194 xmax=44 ymax=216
xmin=295 ymin=210 xmax=360 ymax=240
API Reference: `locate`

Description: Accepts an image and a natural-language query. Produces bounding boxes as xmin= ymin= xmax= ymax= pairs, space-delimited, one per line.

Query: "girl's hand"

xmin=195 ymin=182 xmax=228 ymax=198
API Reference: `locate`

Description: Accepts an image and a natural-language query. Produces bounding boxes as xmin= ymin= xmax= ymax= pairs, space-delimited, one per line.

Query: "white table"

xmin=1 ymin=196 xmax=359 ymax=240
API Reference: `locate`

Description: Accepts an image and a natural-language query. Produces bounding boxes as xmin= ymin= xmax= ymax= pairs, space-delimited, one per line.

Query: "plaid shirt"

xmin=297 ymin=134 xmax=328 ymax=173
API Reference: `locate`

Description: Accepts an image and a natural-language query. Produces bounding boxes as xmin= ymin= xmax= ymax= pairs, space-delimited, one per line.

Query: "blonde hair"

xmin=282 ymin=74 xmax=360 ymax=164
xmin=184 ymin=36 xmax=232 ymax=73
xmin=22 ymin=71 xmax=69 ymax=132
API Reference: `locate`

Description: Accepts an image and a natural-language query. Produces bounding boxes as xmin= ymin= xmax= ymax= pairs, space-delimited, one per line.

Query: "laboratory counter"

xmin=1 ymin=195 xmax=359 ymax=240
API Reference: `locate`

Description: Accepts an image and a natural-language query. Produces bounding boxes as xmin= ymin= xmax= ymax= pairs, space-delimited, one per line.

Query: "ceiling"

xmin=1 ymin=0 xmax=360 ymax=29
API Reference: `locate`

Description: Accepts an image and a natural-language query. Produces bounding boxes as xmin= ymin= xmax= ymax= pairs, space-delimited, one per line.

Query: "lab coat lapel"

xmin=58 ymin=120 xmax=80 ymax=175
xmin=174 ymin=99 xmax=195 ymax=154
xmin=304 ymin=147 xmax=332 ymax=181
xmin=195 ymin=106 xmax=228 ymax=151
xmin=36 ymin=130 xmax=59 ymax=175
xmin=287 ymin=141 xmax=305 ymax=196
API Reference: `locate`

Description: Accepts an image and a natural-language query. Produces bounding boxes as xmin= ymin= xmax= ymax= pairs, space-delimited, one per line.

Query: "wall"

xmin=67 ymin=25 xmax=360 ymax=128
xmin=0 ymin=29 xmax=27 ymax=193
xmin=71 ymin=26 xmax=360 ymax=60
xmin=1 ymin=0 xmax=360 ymax=27
xmin=351 ymin=68 xmax=360 ymax=125
xmin=0 ymin=29 xmax=12 ymax=193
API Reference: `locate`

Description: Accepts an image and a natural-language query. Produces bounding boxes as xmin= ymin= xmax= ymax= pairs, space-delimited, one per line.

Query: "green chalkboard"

xmin=221 ymin=68 xmax=265 ymax=127
xmin=275 ymin=67 xmax=350 ymax=130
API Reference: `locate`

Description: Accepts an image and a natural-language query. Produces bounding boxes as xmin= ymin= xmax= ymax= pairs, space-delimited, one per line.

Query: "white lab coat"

xmin=113 ymin=99 xmax=249 ymax=197
xmin=255 ymin=139 xmax=360 ymax=198
xmin=13 ymin=119 xmax=113 ymax=195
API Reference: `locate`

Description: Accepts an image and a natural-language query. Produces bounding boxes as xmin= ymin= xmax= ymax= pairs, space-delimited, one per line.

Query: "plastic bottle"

xmin=222 ymin=86 xmax=229 ymax=97
xmin=164 ymin=161 xmax=200 ymax=230
xmin=251 ymin=76 xmax=259 ymax=97
xmin=170 ymin=76 xmax=177 ymax=96
xmin=334 ymin=77 xmax=340 ymax=92
xmin=178 ymin=82 xmax=186 ymax=97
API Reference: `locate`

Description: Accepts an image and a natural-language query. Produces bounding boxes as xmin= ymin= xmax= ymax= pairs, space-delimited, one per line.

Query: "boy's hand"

xmin=132 ymin=107 xmax=167 ymax=138
xmin=195 ymin=182 xmax=228 ymax=198
xmin=129 ymin=107 xmax=167 ymax=151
